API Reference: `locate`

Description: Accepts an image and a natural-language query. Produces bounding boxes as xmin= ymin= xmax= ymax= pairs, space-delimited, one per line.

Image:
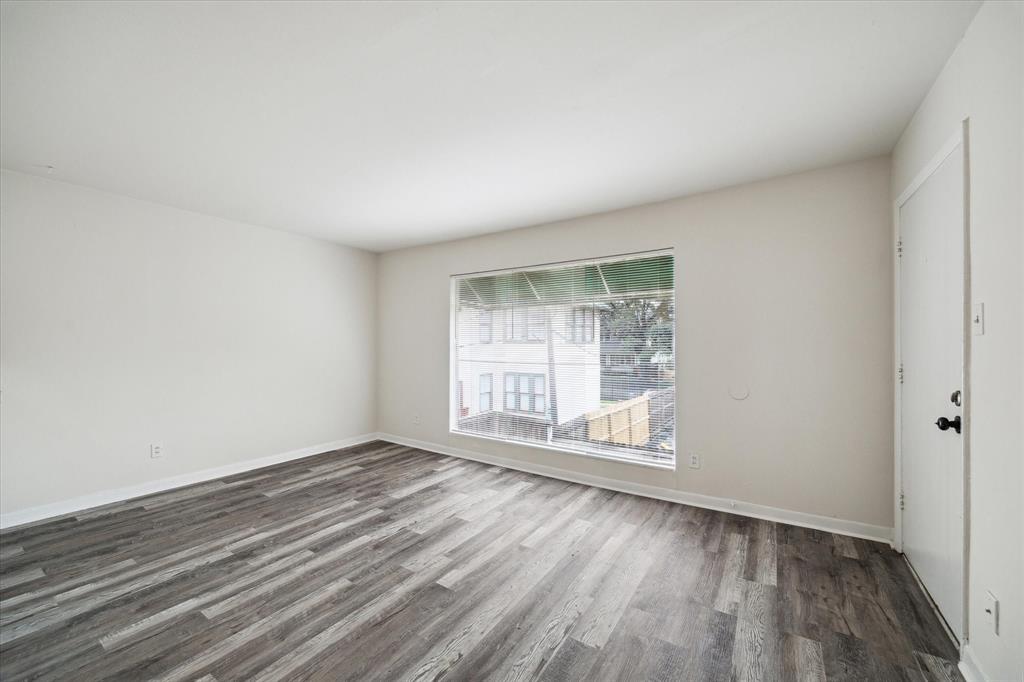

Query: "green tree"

xmin=598 ymin=298 xmax=674 ymax=364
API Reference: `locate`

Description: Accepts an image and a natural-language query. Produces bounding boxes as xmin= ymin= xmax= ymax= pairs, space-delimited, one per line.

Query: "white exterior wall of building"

xmin=454 ymin=305 xmax=600 ymax=425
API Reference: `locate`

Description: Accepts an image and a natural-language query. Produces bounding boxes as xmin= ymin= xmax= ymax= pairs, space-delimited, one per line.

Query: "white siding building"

xmin=455 ymin=305 xmax=600 ymax=427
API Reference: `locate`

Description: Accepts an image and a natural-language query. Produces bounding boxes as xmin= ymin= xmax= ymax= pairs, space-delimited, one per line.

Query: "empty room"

xmin=0 ymin=1 xmax=1021 ymax=680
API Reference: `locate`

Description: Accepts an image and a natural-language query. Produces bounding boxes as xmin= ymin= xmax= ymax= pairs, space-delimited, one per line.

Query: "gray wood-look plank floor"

xmin=0 ymin=440 xmax=961 ymax=681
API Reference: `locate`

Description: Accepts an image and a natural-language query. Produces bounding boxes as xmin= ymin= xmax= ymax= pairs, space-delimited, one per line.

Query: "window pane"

xmin=534 ymin=375 xmax=545 ymax=394
xmin=479 ymin=311 xmax=492 ymax=343
xmin=528 ymin=308 xmax=546 ymax=341
xmin=512 ymin=309 xmax=526 ymax=340
xmin=534 ymin=395 xmax=545 ymax=413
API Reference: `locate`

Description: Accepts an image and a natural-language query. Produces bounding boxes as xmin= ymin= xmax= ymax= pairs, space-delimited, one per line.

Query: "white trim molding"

xmin=958 ymin=644 xmax=987 ymax=682
xmin=0 ymin=433 xmax=380 ymax=530
xmin=379 ymin=433 xmax=893 ymax=544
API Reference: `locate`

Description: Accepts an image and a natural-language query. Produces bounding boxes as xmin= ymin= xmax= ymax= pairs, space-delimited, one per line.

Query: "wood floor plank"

xmin=915 ymin=650 xmax=963 ymax=682
xmin=713 ymin=531 xmax=750 ymax=615
xmin=435 ymin=517 xmax=539 ymax=589
xmin=405 ymin=519 xmax=593 ymax=681
xmin=441 ymin=523 xmax=626 ymax=680
xmin=153 ymin=579 xmax=353 ymax=682
xmin=456 ymin=480 xmax=533 ymax=522
xmin=261 ymin=465 xmax=363 ymax=497
xmin=0 ymin=567 xmax=45 ymax=591
xmin=520 ymin=486 xmax=600 ymax=548
xmin=782 ymin=633 xmax=826 ymax=682
xmin=537 ymin=636 xmax=599 ymax=682
xmin=568 ymin=533 xmax=658 ymax=648
xmin=99 ymin=549 xmax=316 ymax=650
xmin=0 ymin=440 xmax=963 ymax=681
xmin=735 ymin=578 xmax=782 ymax=681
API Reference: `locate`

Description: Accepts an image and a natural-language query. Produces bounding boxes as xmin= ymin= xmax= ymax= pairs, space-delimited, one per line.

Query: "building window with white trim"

xmin=479 ymin=373 xmax=493 ymax=411
xmin=504 ymin=373 xmax=545 ymax=414
xmin=479 ymin=310 xmax=492 ymax=343
xmin=503 ymin=306 xmax=546 ymax=342
xmin=569 ymin=306 xmax=595 ymax=343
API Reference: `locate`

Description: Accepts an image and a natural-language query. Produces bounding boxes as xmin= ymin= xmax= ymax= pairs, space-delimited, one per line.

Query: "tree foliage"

xmin=597 ymin=297 xmax=674 ymax=364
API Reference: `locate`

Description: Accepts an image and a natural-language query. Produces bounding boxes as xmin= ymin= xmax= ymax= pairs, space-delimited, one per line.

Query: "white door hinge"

xmin=897 ymin=364 xmax=904 ymax=384
xmin=899 ymin=491 xmax=905 ymax=511
xmin=897 ymin=240 xmax=903 ymax=258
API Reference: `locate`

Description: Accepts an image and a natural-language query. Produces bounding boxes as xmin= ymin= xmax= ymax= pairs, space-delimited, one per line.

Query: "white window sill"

xmin=449 ymin=428 xmax=676 ymax=471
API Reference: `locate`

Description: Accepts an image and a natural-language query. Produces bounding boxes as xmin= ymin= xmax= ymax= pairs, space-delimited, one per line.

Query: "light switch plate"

xmin=972 ymin=302 xmax=985 ymax=336
xmin=983 ymin=590 xmax=999 ymax=635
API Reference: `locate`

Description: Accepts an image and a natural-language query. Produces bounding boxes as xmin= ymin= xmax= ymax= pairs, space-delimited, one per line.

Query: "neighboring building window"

xmin=505 ymin=373 xmax=545 ymax=414
xmin=451 ymin=250 xmax=675 ymax=468
xmin=528 ymin=308 xmax=546 ymax=341
xmin=479 ymin=373 xmax=493 ymax=411
xmin=504 ymin=307 xmax=546 ymax=342
xmin=569 ymin=306 xmax=595 ymax=343
xmin=479 ymin=310 xmax=492 ymax=343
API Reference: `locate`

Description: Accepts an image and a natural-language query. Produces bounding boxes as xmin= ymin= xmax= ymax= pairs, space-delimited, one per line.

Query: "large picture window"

xmin=451 ymin=250 xmax=675 ymax=467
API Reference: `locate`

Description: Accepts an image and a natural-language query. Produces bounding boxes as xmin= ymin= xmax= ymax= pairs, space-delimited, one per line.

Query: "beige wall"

xmin=378 ymin=156 xmax=894 ymax=532
xmin=0 ymin=171 xmax=378 ymax=516
xmin=892 ymin=2 xmax=1023 ymax=680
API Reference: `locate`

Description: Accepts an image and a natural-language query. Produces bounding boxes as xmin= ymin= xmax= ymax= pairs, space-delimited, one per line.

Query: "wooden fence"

xmin=584 ymin=394 xmax=651 ymax=447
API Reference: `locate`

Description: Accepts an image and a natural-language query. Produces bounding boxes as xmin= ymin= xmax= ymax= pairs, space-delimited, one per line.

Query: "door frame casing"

xmin=892 ymin=119 xmax=971 ymax=647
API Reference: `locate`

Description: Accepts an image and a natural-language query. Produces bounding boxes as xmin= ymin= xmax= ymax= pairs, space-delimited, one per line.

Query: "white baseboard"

xmin=0 ymin=433 xmax=381 ymax=530
xmin=2 ymin=430 xmax=894 ymax=545
xmin=958 ymin=644 xmax=987 ymax=682
xmin=379 ymin=433 xmax=893 ymax=544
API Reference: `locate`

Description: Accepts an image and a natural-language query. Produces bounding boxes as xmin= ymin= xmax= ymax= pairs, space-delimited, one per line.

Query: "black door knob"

xmin=935 ymin=416 xmax=962 ymax=434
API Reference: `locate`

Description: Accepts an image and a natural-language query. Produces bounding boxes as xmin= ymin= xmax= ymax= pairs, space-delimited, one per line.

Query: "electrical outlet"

xmin=689 ymin=453 xmax=700 ymax=469
xmin=413 ymin=414 xmax=421 ymax=425
xmin=150 ymin=443 xmax=164 ymax=459
xmin=983 ymin=591 xmax=999 ymax=635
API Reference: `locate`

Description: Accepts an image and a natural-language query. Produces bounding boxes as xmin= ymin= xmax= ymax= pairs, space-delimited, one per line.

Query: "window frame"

xmin=568 ymin=305 xmax=595 ymax=344
xmin=479 ymin=373 xmax=493 ymax=412
xmin=503 ymin=372 xmax=546 ymax=415
xmin=479 ymin=310 xmax=492 ymax=344
xmin=449 ymin=249 xmax=676 ymax=471
xmin=502 ymin=306 xmax=546 ymax=343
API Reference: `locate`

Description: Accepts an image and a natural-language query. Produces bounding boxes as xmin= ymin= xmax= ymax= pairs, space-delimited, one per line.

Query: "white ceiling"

xmin=1 ymin=1 xmax=979 ymax=252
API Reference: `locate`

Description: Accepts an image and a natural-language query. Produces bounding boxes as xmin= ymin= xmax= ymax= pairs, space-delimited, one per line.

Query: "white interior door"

xmin=898 ymin=138 xmax=965 ymax=643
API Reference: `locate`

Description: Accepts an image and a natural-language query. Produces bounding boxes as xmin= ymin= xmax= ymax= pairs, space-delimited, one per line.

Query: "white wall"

xmin=0 ymin=171 xmax=377 ymax=517
xmin=892 ymin=3 xmax=1023 ymax=680
xmin=378 ymin=156 xmax=894 ymax=535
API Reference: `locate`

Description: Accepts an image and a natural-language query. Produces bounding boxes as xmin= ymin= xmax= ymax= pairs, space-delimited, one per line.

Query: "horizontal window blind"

xmin=451 ymin=250 xmax=675 ymax=467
